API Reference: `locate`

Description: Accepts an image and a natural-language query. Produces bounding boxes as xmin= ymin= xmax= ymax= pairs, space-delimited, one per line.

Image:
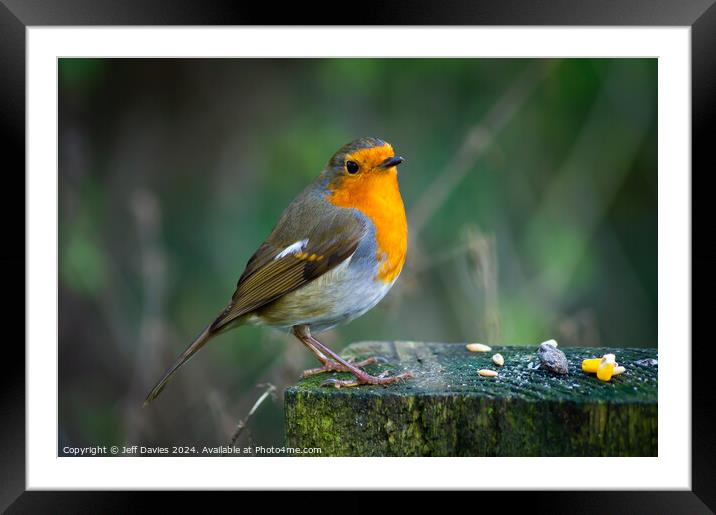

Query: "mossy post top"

xmin=288 ymin=341 xmax=657 ymax=403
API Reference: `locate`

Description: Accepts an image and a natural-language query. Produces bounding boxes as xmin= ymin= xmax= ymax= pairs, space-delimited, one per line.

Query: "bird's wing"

xmin=209 ymin=204 xmax=366 ymax=332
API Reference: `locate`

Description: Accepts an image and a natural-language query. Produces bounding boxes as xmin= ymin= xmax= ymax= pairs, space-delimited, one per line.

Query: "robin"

xmin=144 ymin=137 xmax=412 ymax=404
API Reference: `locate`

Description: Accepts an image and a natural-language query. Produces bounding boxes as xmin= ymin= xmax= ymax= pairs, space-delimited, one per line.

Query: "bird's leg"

xmin=292 ymin=325 xmax=412 ymax=387
xmin=292 ymin=327 xmax=384 ymax=378
xmin=295 ymin=335 xmax=345 ymax=377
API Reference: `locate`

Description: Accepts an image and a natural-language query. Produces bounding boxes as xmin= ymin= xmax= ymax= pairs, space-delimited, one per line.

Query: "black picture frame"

xmin=2 ymin=0 xmax=712 ymax=511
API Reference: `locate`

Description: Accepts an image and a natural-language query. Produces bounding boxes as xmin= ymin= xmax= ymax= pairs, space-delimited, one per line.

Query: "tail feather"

xmin=143 ymin=324 xmax=215 ymax=406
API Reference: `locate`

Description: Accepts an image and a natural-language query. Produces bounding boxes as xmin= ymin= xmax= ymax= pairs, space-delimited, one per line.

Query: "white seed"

xmin=478 ymin=369 xmax=498 ymax=377
xmin=601 ymin=353 xmax=616 ymax=365
xmin=466 ymin=343 xmax=492 ymax=352
xmin=492 ymin=353 xmax=505 ymax=366
xmin=541 ymin=339 xmax=558 ymax=348
xmin=613 ymin=365 xmax=626 ymax=376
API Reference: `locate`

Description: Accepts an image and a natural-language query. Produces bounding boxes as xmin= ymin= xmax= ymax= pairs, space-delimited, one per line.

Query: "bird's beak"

xmin=379 ymin=156 xmax=404 ymax=169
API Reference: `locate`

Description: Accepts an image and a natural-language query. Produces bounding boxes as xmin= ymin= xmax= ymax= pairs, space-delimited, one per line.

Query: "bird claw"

xmin=319 ymin=370 xmax=413 ymax=389
xmin=320 ymin=378 xmax=359 ymax=388
xmin=346 ymin=355 xmax=389 ymax=367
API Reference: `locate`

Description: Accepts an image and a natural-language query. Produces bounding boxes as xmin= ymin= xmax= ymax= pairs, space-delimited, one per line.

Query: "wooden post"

xmin=284 ymin=341 xmax=657 ymax=456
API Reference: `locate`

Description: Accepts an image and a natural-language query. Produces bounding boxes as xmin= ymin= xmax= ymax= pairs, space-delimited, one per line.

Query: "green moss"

xmin=285 ymin=342 xmax=657 ymax=456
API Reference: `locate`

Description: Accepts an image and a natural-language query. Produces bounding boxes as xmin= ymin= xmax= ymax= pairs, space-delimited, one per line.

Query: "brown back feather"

xmin=209 ymin=202 xmax=365 ymax=332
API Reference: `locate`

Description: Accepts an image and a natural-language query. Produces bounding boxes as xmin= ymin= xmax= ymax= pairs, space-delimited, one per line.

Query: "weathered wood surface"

xmin=284 ymin=341 xmax=657 ymax=456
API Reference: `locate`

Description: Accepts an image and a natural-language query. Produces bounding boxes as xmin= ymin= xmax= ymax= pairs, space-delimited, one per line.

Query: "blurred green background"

xmin=58 ymin=58 xmax=656 ymax=453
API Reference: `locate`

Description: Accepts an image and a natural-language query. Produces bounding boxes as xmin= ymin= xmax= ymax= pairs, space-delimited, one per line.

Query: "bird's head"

xmin=323 ymin=137 xmax=404 ymax=188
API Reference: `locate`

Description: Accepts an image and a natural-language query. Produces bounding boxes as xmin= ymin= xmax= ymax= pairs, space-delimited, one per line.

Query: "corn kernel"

xmin=597 ymin=354 xmax=616 ymax=381
xmin=581 ymin=358 xmax=601 ymax=373
xmin=478 ymin=369 xmax=498 ymax=377
xmin=466 ymin=343 xmax=491 ymax=352
xmin=492 ymin=353 xmax=504 ymax=366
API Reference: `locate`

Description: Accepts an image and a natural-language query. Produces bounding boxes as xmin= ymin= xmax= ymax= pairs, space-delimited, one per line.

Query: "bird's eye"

xmin=345 ymin=161 xmax=359 ymax=174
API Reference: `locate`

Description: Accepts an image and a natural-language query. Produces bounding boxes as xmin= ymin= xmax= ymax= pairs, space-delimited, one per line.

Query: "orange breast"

xmin=327 ymin=169 xmax=408 ymax=284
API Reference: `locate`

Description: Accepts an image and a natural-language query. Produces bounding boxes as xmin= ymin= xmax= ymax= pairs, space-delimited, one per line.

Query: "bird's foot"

xmin=320 ymin=369 xmax=413 ymax=388
xmin=300 ymin=356 xmax=387 ymax=378
xmin=301 ymin=361 xmax=345 ymax=378
xmin=292 ymin=327 xmax=409 ymax=387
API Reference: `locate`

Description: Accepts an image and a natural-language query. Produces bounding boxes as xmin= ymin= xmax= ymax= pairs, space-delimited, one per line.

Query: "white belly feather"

xmin=250 ymin=253 xmax=396 ymax=333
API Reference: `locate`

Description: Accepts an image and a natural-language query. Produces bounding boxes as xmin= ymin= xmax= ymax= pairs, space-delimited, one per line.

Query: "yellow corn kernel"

xmin=492 ymin=353 xmax=504 ymax=366
xmin=478 ymin=369 xmax=498 ymax=377
xmin=597 ymin=354 xmax=616 ymax=381
xmin=581 ymin=358 xmax=601 ymax=373
xmin=466 ymin=343 xmax=491 ymax=352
